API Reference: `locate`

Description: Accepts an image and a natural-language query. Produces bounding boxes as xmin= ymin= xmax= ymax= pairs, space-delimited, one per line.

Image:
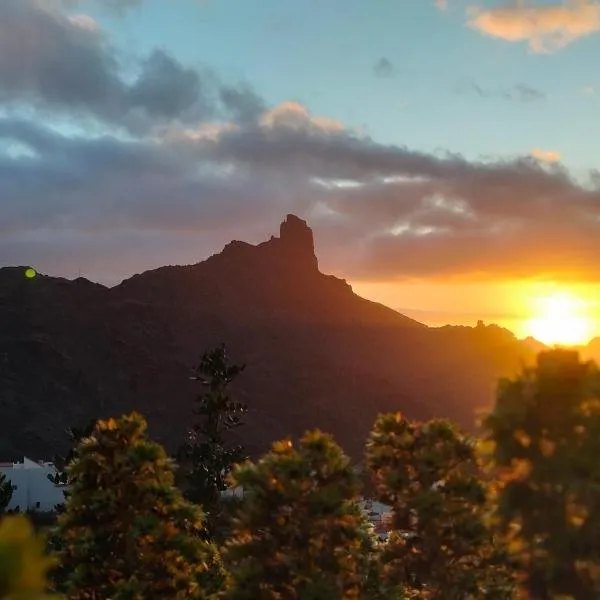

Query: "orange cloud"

xmin=531 ymin=147 xmax=561 ymax=162
xmin=259 ymin=102 xmax=345 ymax=133
xmin=467 ymin=1 xmax=600 ymax=53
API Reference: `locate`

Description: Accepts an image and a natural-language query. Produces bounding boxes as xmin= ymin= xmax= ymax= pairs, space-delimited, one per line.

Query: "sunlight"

xmin=525 ymin=292 xmax=594 ymax=346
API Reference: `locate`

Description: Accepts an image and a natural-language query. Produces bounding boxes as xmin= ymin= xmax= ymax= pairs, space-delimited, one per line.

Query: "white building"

xmin=0 ymin=457 xmax=66 ymax=513
xmin=360 ymin=499 xmax=393 ymax=540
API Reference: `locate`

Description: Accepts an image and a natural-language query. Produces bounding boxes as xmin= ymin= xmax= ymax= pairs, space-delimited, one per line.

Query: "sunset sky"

xmin=2 ymin=0 xmax=600 ymax=340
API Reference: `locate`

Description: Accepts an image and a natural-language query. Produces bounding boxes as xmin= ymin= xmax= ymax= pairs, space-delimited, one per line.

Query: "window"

xmin=35 ymin=501 xmax=40 ymax=509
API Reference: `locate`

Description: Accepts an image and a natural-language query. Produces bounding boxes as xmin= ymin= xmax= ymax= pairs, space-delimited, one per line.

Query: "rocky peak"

xmin=278 ymin=214 xmax=318 ymax=271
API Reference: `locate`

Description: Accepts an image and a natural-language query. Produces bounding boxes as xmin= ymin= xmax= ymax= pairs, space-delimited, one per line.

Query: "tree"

xmin=0 ymin=472 xmax=12 ymax=513
xmin=47 ymin=417 xmax=98 ymax=513
xmin=361 ymin=534 xmax=404 ymax=600
xmin=53 ymin=411 xmax=224 ymax=600
xmin=222 ymin=430 xmax=371 ymax=600
xmin=46 ymin=418 xmax=99 ymax=592
xmin=366 ymin=413 xmax=516 ymax=600
xmin=482 ymin=349 xmax=600 ymax=599
xmin=178 ymin=344 xmax=247 ymax=536
xmin=0 ymin=515 xmax=56 ymax=600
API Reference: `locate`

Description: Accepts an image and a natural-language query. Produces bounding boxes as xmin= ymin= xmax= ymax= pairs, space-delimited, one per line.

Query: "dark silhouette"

xmin=0 ymin=472 xmax=12 ymax=513
xmin=47 ymin=418 xmax=98 ymax=513
xmin=177 ymin=344 xmax=247 ymax=538
xmin=0 ymin=215 xmax=539 ymax=462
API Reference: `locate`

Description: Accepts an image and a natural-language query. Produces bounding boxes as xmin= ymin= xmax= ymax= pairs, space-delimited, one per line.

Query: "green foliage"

xmin=0 ymin=473 xmax=12 ymax=514
xmin=482 ymin=349 xmax=600 ymax=599
xmin=178 ymin=344 xmax=247 ymax=536
xmin=366 ymin=413 xmax=516 ymax=600
xmin=0 ymin=515 xmax=56 ymax=600
xmin=46 ymin=418 xmax=100 ymax=592
xmin=222 ymin=430 xmax=370 ymax=600
xmin=54 ymin=411 xmax=224 ymax=600
xmin=361 ymin=535 xmax=406 ymax=600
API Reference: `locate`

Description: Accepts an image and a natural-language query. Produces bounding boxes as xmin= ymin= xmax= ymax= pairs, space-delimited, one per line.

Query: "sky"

xmin=1 ymin=0 xmax=600 ymax=339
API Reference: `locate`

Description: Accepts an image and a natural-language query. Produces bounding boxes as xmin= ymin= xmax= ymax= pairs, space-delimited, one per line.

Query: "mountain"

xmin=0 ymin=215 xmax=538 ymax=462
xmin=580 ymin=337 xmax=600 ymax=365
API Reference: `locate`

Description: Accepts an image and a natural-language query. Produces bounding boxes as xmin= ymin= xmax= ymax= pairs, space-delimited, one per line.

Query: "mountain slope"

xmin=0 ymin=215 xmax=536 ymax=461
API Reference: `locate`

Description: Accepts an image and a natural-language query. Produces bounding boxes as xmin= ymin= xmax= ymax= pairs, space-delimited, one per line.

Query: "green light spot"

xmin=24 ymin=268 xmax=37 ymax=279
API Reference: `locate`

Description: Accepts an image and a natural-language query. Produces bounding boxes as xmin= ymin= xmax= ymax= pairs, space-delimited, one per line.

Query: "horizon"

xmin=4 ymin=255 xmax=597 ymax=346
xmin=2 ymin=0 xmax=600 ymax=344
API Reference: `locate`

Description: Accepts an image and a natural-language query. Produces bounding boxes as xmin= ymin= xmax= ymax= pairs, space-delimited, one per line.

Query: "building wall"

xmin=0 ymin=457 xmax=66 ymax=513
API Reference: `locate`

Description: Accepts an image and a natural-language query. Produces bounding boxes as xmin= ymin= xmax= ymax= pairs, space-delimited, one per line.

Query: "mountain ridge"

xmin=0 ymin=215 xmax=592 ymax=462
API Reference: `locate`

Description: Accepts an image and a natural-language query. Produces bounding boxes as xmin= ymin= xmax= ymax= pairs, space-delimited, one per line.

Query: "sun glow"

xmin=525 ymin=292 xmax=593 ymax=346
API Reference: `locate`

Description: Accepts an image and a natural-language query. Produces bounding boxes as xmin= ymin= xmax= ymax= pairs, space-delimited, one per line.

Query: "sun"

xmin=525 ymin=292 xmax=593 ymax=346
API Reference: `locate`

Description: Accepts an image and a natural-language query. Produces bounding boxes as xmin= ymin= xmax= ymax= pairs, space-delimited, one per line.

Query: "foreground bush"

xmin=222 ymin=430 xmax=371 ymax=600
xmin=0 ymin=515 xmax=56 ymax=600
xmin=17 ymin=348 xmax=600 ymax=600
xmin=53 ymin=411 xmax=224 ymax=600
xmin=483 ymin=349 xmax=600 ymax=599
xmin=367 ymin=413 xmax=516 ymax=599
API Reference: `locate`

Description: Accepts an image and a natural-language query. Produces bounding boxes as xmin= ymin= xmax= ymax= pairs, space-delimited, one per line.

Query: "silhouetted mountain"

xmin=522 ymin=336 xmax=549 ymax=355
xmin=577 ymin=337 xmax=600 ymax=365
xmin=1 ymin=215 xmax=541 ymax=461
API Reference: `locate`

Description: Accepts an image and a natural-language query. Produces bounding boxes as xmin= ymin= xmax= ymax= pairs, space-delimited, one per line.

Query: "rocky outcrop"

xmin=278 ymin=214 xmax=318 ymax=271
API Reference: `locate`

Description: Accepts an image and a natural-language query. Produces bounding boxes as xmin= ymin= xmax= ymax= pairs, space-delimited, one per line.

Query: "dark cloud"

xmin=0 ymin=0 xmax=259 ymax=133
xmin=457 ymin=80 xmax=547 ymax=102
xmin=0 ymin=118 xmax=306 ymax=235
xmin=2 ymin=104 xmax=600 ymax=283
xmin=0 ymin=1 xmax=122 ymax=115
xmin=127 ymin=50 xmax=207 ymax=120
xmin=219 ymin=84 xmax=267 ymax=125
xmin=373 ymin=57 xmax=395 ymax=78
xmin=1 ymin=0 xmax=600 ymax=284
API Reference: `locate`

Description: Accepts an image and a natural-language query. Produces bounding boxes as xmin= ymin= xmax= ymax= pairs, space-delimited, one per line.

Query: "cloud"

xmin=127 ymin=49 xmax=210 ymax=122
xmin=467 ymin=0 xmax=600 ymax=53
xmin=68 ymin=13 xmax=99 ymax=30
xmin=3 ymin=99 xmax=600 ymax=284
xmin=531 ymin=148 xmax=561 ymax=162
xmin=0 ymin=0 xmax=257 ymax=134
xmin=219 ymin=84 xmax=267 ymax=125
xmin=2 ymin=0 xmax=600 ymax=285
xmin=0 ymin=0 xmax=122 ymax=116
xmin=62 ymin=0 xmax=143 ymax=14
xmin=258 ymin=102 xmax=345 ymax=133
xmin=373 ymin=58 xmax=395 ymax=78
xmin=458 ymin=81 xmax=547 ymax=102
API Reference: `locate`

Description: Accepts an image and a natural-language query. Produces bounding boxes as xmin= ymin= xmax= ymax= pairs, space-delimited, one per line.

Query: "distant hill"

xmin=0 ymin=215 xmax=544 ymax=461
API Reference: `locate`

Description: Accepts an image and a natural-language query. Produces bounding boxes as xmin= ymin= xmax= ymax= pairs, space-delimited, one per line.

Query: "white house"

xmin=360 ymin=499 xmax=393 ymax=540
xmin=0 ymin=457 xmax=66 ymax=513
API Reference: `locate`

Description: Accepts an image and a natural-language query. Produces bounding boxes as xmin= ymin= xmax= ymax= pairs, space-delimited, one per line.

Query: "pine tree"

xmin=366 ymin=413 xmax=516 ymax=600
xmin=0 ymin=515 xmax=56 ymax=600
xmin=222 ymin=430 xmax=371 ymax=600
xmin=54 ymin=411 xmax=225 ymax=600
xmin=0 ymin=472 xmax=12 ymax=513
xmin=178 ymin=344 xmax=247 ymax=537
xmin=482 ymin=349 xmax=600 ymax=599
xmin=47 ymin=418 xmax=98 ymax=512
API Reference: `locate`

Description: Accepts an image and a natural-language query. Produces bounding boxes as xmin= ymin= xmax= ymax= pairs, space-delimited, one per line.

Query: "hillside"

xmin=0 ymin=215 xmax=539 ymax=461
